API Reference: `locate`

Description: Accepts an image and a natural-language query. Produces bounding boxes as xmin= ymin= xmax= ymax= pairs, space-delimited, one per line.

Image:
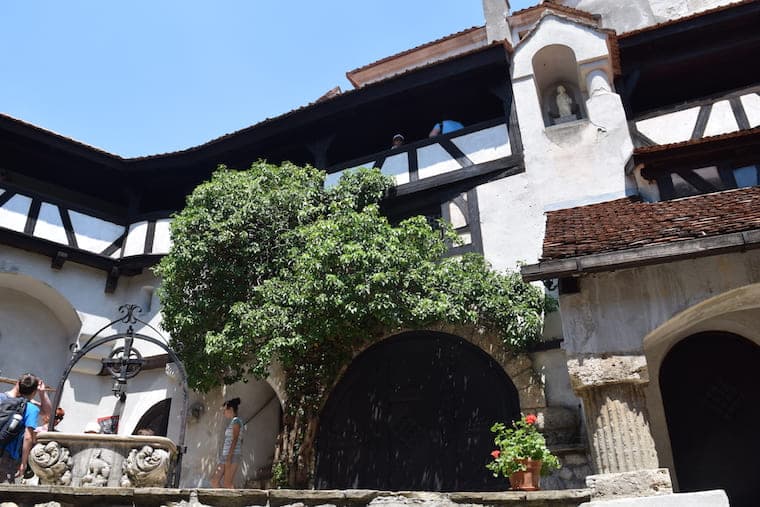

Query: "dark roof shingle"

xmin=542 ymin=186 xmax=760 ymax=260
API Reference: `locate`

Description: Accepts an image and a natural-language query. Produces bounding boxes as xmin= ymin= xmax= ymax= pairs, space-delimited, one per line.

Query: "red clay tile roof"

xmin=346 ymin=26 xmax=485 ymax=76
xmin=618 ymin=0 xmax=756 ymax=39
xmin=542 ymin=186 xmax=760 ymax=260
xmin=2 ymin=41 xmax=508 ymax=163
xmin=510 ymin=1 xmax=598 ymax=23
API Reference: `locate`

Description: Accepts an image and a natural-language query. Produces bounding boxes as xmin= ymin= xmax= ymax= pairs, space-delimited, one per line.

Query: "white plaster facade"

xmin=0 ymin=0 xmax=754 ymax=496
xmin=0 ymin=244 xmax=281 ymax=488
xmin=559 ymin=0 xmax=736 ymax=33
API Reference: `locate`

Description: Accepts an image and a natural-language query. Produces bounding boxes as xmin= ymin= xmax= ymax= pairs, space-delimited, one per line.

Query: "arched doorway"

xmin=133 ymin=398 xmax=172 ymax=436
xmin=660 ymin=331 xmax=760 ymax=506
xmin=315 ymin=331 xmax=521 ymax=491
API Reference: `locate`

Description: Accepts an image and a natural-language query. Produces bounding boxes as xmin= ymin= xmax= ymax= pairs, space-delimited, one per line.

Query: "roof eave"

xmin=521 ymin=228 xmax=760 ymax=282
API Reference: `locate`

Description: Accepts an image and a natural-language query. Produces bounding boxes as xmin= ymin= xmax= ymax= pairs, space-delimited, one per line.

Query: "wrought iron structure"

xmin=49 ymin=304 xmax=189 ymax=487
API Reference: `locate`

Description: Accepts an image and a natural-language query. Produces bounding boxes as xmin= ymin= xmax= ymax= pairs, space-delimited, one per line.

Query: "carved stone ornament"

xmin=81 ymin=449 xmax=112 ymax=487
xmin=120 ymin=445 xmax=171 ymax=487
xmin=29 ymin=441 xmax=73 ymax=486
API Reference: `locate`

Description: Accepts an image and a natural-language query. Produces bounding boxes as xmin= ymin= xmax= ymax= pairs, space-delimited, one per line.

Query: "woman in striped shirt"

xmin=210 ymin=397 xmax=242 ymax=488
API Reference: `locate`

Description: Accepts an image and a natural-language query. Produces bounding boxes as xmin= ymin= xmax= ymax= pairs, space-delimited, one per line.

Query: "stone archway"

xmin=643 ymin=282 xmax=760 ymax=491
xmin=314 ymin=330 xmax=523 ymax=491
xmin=660 ymin=331 xmax=760 ymax=507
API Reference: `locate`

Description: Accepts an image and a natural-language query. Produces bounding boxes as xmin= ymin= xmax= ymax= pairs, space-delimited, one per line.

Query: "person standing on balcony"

xmin=391 ymin=133 xmax=405 ymax=149
xmin=429 ymin=120 xmax=464 ymax=137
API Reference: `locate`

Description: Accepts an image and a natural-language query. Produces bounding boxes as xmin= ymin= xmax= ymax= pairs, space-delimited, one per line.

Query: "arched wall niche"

xmin=641 ymin=283 xmax=760 ymax=491
xmin=532 ymin=44 xmax=586 ymax=127
xmin=0 ymin=273 xmax=81 ymax=385
xmin=0 ymin=272 xmax=81 ymax=337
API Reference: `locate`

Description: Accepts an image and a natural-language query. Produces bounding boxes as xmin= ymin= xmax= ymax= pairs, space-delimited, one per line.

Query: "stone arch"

xmin=642 ymin=282 xmax=760 ymax=491
xmin=0 ymin=272 xmax=81 ymax=385
xmin=314 ymin=328 xmax=527 ymax=491
xmin=659 ymin=331 xmax=759 ymax=506
xmin=271 ymin=323 xmax=548 ymax=488
xmin=331 ymin=322 xmax=547 ymax=413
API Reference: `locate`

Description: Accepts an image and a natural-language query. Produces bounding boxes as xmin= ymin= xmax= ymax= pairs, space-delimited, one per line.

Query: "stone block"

xmin=513 ymin=370 xmax=547 ymax=409
xmin=269 ymin=490 xmax=343 ymax=507
xmin=503 ymin=354 xmax=533 ymax=378
xmin=567 ymin=355 xmax=648 ymax=392
xmin=586 ymin=469 xmax=673 ymax=499
xmin=534 ymin=407 xmax=579 ymax=445
xmin=578 ymin=489 xmax=729 ymax=506
xmin=343 ymin=490 xmax=380 ymax=505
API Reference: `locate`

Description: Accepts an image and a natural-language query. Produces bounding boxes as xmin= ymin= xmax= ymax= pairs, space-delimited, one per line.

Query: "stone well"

xmin=29 ymin=432 xmax=177 ymax=488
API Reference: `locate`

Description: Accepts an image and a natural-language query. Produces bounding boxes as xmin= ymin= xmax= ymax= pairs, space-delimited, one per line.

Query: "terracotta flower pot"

xmin=508 ymin=459 xmax=542 ymax=491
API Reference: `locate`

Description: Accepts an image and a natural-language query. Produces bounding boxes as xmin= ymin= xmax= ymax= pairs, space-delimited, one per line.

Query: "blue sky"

xmin=1 ymin=1 xmax=533 ymax=157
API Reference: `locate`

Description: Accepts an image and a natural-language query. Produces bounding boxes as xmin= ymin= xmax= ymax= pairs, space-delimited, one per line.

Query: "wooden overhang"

xmin=616 ymin=0 xmax=760 ymax=116
xmin=1 ymin=43 xmax=517 ymax=279
xmin=635 ymin=127 xmax=760 ymax=179
xmin=0 ymin=43 xmax=511 ymax=216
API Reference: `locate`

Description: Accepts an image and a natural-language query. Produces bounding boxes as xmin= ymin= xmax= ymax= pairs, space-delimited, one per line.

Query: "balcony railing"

xmin=0 ymin=184 xmax=171 ymax=262
xmin=325 ymin=117 xmax=513 ymax=188
xmin=0 ymin=117 xmax=519 ymax=270
xmin=632 ymin=85 xmax=760 ymax=147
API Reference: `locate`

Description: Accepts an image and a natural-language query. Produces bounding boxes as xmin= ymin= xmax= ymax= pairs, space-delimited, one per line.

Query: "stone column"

xmin=568 ymin=354 xmax=672 ymax=500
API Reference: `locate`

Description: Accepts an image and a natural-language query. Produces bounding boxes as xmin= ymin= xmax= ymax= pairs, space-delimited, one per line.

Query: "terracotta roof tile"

xmin=618 ymin=0 xmax=756 ymax=39
xmin=132 ymin=41 xmax=510 ymax=161
xmin=2 ymin=41 xmax=508 ymax=163
xmin=510 ymin=1 xmax=598 ymax=23
xmin=346 ymin=26 xmax=485 ymax=77
xmin=541 ymin=186 xmax=760 ymax=260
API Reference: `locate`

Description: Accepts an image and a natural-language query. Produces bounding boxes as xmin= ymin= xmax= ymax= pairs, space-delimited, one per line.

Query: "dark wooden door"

xmin=660 ymin=332 xmax=760 ymax=507
xmin=315 ymin=331 xmax=520 ymax=491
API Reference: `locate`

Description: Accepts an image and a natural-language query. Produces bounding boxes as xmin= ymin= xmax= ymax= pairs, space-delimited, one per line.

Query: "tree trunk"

xmin=273 ymin=399 xmax=319 ymax=488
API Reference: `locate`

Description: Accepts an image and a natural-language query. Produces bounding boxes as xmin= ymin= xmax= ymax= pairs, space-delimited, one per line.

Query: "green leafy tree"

xmin=156 ymin=161 xmax=552 ymax=486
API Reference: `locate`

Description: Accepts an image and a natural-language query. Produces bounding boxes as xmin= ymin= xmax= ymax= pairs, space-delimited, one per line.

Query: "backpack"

xmin=0 ymin=394 xmax=27 ymax=448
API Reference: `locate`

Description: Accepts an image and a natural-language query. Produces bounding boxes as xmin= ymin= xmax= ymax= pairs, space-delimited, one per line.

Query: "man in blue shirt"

xmin=429 ymin=120 xmax=464 ymax=137
xmin=0 ymin=374 xmax=49 ymax=483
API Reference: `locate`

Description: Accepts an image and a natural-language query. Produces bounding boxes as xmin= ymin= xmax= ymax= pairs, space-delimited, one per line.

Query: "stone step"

xmin=0 ymin=485 xmax=592 ymax=507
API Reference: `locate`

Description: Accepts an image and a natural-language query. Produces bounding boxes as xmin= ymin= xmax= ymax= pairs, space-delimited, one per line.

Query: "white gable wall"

xmin=479 ymin=15 xmax=632 ymax=273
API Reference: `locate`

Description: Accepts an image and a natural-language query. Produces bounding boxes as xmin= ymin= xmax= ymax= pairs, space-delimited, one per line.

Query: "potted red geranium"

xmin=486 ymin=414 xmax=561 ymax=491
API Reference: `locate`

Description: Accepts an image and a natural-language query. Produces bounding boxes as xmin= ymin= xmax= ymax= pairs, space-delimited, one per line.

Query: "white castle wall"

xmin=0 ymin=243 xmax=281 ymax=488
xmin=559 ymin=0 xmax=736 ymax=33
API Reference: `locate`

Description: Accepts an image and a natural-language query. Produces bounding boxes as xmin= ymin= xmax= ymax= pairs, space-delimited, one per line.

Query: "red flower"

xmin=524 ymin=414 xmax=538 ymax=425
xmin=490 ymin=450 xmax=500 ymax=459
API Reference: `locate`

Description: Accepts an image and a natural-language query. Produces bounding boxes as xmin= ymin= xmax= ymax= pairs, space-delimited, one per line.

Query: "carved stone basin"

xmin=29 ymin=432 xmax=177 ymax=488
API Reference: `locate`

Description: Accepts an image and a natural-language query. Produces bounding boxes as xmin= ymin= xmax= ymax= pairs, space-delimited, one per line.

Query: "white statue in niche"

xmin=556 ymin=85 xmax=574 ymax=117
